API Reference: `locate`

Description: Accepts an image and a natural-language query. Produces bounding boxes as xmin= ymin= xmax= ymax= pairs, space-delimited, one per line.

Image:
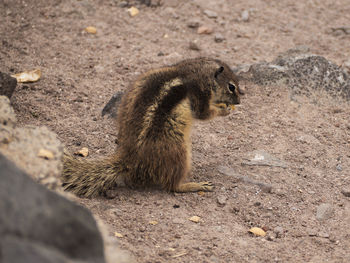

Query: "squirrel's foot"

xmin=174 ymin=181 xmax=214 ymax=193
xmin=198 ymin=181 xmax=214 ymax=191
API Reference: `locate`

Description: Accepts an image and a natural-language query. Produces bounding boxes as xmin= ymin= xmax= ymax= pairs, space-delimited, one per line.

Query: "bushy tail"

xmin=62 ymin=152 xmax=124 ymax=198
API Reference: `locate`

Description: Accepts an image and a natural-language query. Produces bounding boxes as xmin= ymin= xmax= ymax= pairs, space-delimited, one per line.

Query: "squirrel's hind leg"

xmin=173 ymin=181 xmax=214 ymax=192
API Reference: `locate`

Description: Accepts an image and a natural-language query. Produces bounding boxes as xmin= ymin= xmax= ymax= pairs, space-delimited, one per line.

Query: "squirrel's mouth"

xmin=213 ymin=102 xmax=236 ymax=110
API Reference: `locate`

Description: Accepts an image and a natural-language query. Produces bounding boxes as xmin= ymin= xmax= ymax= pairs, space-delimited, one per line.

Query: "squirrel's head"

xmin=174 ymin=57 xmax=242 ymax=108
xmin=209 ymin=60 xmax=241 ymax=108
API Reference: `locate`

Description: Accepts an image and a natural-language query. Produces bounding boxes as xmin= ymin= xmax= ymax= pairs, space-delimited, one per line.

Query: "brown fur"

xmin=62 ymin=57 xmax=241 ymax=197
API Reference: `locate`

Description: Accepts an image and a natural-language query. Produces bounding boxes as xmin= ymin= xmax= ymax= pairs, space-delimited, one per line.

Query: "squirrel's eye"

xmin=228 ymin=83 xmax=236 ymax=93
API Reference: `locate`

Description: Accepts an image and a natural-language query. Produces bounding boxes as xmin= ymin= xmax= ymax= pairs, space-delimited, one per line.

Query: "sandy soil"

xmin=1 ymin=0 xmax=350 ymax=262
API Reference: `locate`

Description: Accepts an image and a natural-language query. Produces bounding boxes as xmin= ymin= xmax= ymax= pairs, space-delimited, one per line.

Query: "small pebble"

xmin=306 ymin=228 xmax=317 ymax=237
xmin=316 ymin=203 xmax=334 ymax=221
xmin=118 ymin=1 xmax=128 ymax=8
xmin=197 ymin=26 xmax=213 ymax=35
xmin=187 ymin=20 xmax=200 ymax=28
xmin=341 ymin=188 xmax=350 ymax=197
xmin=203 ymin=9 xmax=218 ymax=19
xmin=241 ymin=10 xmax=249 ymax=22
xmin=214 ymin=33 xmax=225 ymax=43
xmin=273 ymin=226 xmax=284 ymax=238
xmin=216 ymin=195 xmax=227 ymax=206
xmin=336 ymin=164 xmax=342 ymax=171
xmin=189 ymin=41 xmax=200 ymax=51
xmin=318 ymin=232 xmax=330 ymax=238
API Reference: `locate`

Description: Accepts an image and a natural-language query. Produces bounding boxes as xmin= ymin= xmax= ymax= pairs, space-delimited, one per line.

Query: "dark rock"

xmin=137 ymin=0 xmax=162 ymax=6
xmin=341 ymin=188 xmax=350 ymax=197
xmin=117 ymin=1 xmax=128 ymax=8
xmin=328 ymin=27 xmax=350 ymax=36
xmin=0 ymin=153 xmax=106 ymax=263
xmin=273 ymin=226 xmax=284 ymax=238
xmin=189 ymin=41 xmax=201 ymax=51
xmin=214 ymin=33 xmax=225 ymax=43
xmin=0 ymin=72 xmax=17 ymax=98
xmin=239 ymin=62 xmax=289 ymax=86
xmin=101 ymin=91 xmax=125 ymax=118
xmin=237 ymin=47 xmax=350 ymax=100
xmin=187 ymin=20 xmax=201 ymax=29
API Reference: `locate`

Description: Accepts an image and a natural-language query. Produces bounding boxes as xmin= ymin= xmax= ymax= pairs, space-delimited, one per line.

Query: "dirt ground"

xmin=1 ymin=0 xmax=350 ymax=262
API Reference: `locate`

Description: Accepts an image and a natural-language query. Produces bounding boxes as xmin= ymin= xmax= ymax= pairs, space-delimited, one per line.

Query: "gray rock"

xmin=242 ymin=150 xmax=288 ymax=168
xmin=318 ymin=232 xmax=330 ymax=238
xmin=341 ymin=188 xmax=350 ymax=197
xmin=217 ymin=194 xmax=227 ymax=206
xmin=214 ymin=33 xmax=225 ymax=43
xmin=0 ymin=72 xmax=17 ymax=98
xmin=306 ymin=228 xmax=317 ymax=237
xmin=102 ymin=91 xmax=124 ymax=118
xmin=237 ymin=47 xmax=350 ymax=100
xmin=316 ymin=203 xmax=334 ymax=221
xmin=241 ymin=10 xmax=249 ymax=22
xmin=187 ymin=20 xmax=201 ymax=28
xmin=273 ymin=226 xmax=284 ymax=238
xmin=0 ymin=96 xmax=16 ymax=126
xmin=203 ymin=9 xmax=218 ymax=19
xmin=0 ymin=95 xmax=63 ymax=190
xmin=0 ymin=96 xmax=17 ymax=144
xmin=328 ymin=27 xmax=350 ymax=36
xmin=0 ymin=153 xmax=106 ymax=263
xmin=1 ymin=125 xmax=63 ymax=189
xmin=336 ymin=164 xmax=342 ymax=171
xmin=117 ymin=1 xmax=128 ymax=8
xmin=189 ymin=41 xmax=201 ymax=51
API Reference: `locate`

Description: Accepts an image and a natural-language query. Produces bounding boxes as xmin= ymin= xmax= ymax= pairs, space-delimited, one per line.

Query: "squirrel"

xmin=62 ymin=57 xmax=241 ymax=197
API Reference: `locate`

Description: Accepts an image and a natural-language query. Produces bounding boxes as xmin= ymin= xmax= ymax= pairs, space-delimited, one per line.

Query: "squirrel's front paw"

xmin=214 ymin=103 xmax=232 ymax=116
xmin=218 ymin=107 xmax=231 ymax=116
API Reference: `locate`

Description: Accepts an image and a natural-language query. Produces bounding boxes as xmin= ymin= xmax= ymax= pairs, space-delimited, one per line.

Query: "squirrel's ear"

xmin=214 ymin=66 xmax=224 ymax=79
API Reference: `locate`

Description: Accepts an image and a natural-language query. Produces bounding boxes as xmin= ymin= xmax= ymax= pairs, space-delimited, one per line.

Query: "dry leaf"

xmin=198 ymin=191 xmax=205 ymax=196
xmin=249 ymin=227 xmax=266 ymax=237
xmin=114 ymin=232 xmax=123 ymax=238
xmin=189 ymin=216 xmax=200 ymax=223
xmin=85 ymin=26 xmax=97 ymax=34
xmin=149 ymin=220 xmax=158 ymax=225
xmin=11 ymin=69 xmax=41 ymax=83
xmin=127 ymin=7 xmax=139 ymax=17
xmin=37 ymin=149 xmax=54 ymax=160
xmin=74 ymin=147 xmax=89 ymax=157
